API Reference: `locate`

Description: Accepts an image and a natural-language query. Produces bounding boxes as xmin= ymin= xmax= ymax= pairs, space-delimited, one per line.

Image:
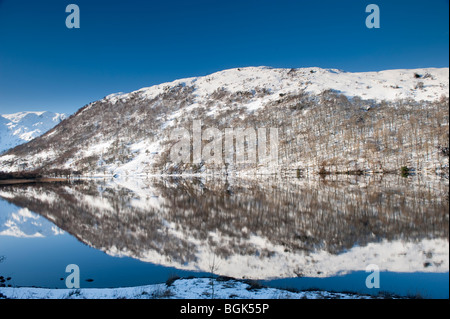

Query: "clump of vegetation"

xmin=415 ymin=82 xmax=424 ymax=89
xmin=318 ymin=166 xmax=328 ymax=175
xmin=165 ymin=274 xmax=181 ymax=287
xmin=151 ymin=286 xmax=174 ymax=299
xmin=244 ymin=279 xmax=264 ymax=291
xmin=400 ymin=166 xmax=410 ymax=177
xmin=67 ymin=289 xmax=82 ymax=298
xmin=438 ymin=145 xmax=449 ymax=157
xmin=0 ymin=275 xmax=12 ymax=288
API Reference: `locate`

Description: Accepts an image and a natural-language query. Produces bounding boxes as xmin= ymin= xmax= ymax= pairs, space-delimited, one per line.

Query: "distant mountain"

xmin=0 ymin=111 xmax=67 ymax=153
xmin=0 ymin=67 xmax=448 ymax=176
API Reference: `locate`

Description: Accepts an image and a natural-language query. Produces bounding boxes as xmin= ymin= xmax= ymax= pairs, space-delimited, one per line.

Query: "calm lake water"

xmin=0 ymin=174 xmax=448 ymax=298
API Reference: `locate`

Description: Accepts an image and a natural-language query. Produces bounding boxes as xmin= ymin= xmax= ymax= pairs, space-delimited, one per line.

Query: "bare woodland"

xmin=1 ymin=83 xmax=448 ymax=178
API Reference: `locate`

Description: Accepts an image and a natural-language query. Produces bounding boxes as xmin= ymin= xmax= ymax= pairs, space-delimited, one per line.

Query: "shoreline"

xmin=0 ymin=276 xmax=400 ymax=300
xmin=0 ymin=170 xmax=447 ymax=186
xmin=0 ymin=178 xmax=67 ymax=185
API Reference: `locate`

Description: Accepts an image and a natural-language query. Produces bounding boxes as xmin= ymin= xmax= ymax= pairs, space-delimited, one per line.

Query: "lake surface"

xmin=0 ymin=174 xmax=448 ymax=298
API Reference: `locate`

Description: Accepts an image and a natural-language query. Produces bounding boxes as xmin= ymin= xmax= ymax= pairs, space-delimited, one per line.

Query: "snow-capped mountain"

xmin=0 ymin=111 xmax=67 ymax=153
xmin=0 ymin=67 xmax=448 ymax=176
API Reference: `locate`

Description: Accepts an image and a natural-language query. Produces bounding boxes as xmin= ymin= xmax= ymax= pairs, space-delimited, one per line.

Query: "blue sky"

xmin=0 ymin=0 xmax=448 ymax=115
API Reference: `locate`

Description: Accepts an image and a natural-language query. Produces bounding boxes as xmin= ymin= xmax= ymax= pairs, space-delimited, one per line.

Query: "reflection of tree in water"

xmin=155 ymin=175 xmax=448 ymax=257
xmin=0 ymin=175 xmax=448 ymax=266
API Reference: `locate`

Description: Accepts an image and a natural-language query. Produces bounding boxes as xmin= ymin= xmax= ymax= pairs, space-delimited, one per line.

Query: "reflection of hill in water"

xmin=0 ymin=175 xmax=448 ymax=278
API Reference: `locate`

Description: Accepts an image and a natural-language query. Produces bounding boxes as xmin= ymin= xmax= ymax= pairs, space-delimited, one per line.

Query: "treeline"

xmin=0 ymin=170 xmax=43 ymax=180
xmin=0 ymin=168 xmax=83 ymax=180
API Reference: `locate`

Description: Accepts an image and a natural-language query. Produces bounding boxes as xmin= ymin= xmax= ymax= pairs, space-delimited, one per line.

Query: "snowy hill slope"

xmin=106 ymin=66 xmax=448 ymax=105
xmin=0 ymin=111 xmax=66 ymax=153
xmin=0 ymin=67 xmax=448 ymax=176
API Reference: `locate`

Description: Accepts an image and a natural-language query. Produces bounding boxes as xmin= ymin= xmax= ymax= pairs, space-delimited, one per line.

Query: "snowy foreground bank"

xmin=0 ymin=277 xmax=389 ymax=299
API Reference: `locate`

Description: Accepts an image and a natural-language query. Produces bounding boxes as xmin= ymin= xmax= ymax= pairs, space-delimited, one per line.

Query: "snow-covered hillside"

xmin=0 ymin=111 xmax=66 ymax=153
xmin=0 ymin=67 xmax=448 ymax=176
xmin=106 ymin=66 xmax=449 ymax=105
